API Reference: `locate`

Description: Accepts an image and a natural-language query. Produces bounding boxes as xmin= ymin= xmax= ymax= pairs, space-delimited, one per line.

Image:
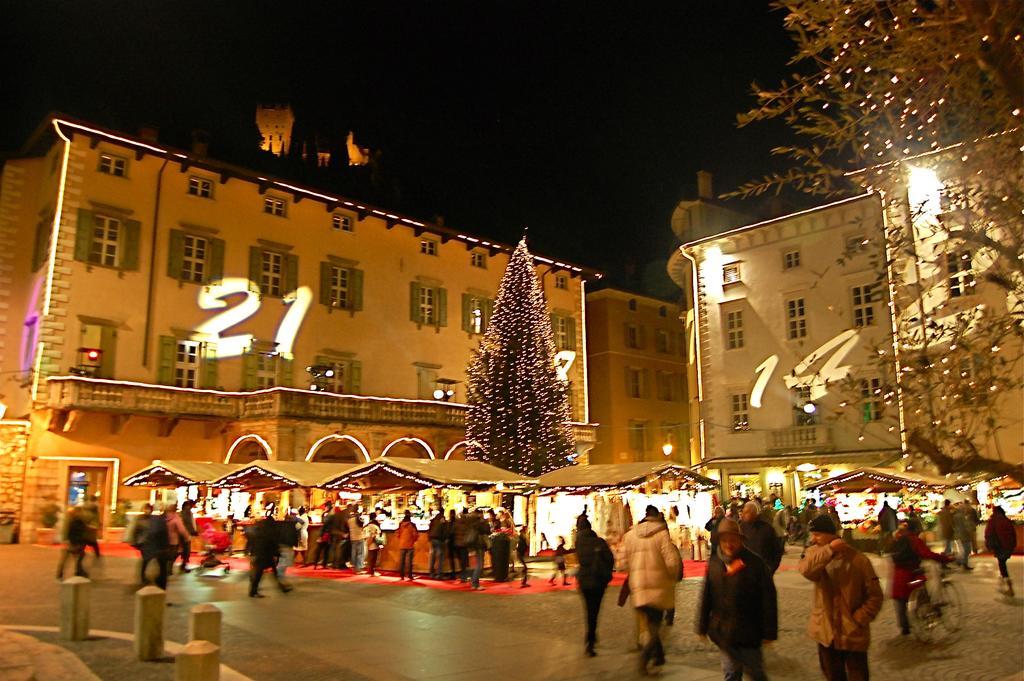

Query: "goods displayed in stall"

xmin=320 ymin=458 xmax=537 ymax=574
xmin=536 ymin=462 xmax=717 ymax=561
xmin=804 ymin=467 xmax=951 ymax=551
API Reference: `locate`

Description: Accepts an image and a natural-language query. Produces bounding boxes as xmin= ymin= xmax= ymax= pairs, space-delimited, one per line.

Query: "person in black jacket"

xmin=57 ymin=507 xmax=90 ymax=580
xmin=575 ymin=514 xmax=614 ymax=657
xmin=249 ymin=515 xmax=293 ymax=598
xmin=740 ymin=502 xmax=781 ymax=573
xmin=697 ymin=518 xmax=777 ymax=681
xmin=705 ymin=506 xmax=726 ymax=552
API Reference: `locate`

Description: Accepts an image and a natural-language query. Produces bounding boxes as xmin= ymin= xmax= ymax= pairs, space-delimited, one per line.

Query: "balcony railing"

xmin=47 ymin=377 xmax=598 ymax=443
xmin=767 ymin=425 xmax=832 ymax=452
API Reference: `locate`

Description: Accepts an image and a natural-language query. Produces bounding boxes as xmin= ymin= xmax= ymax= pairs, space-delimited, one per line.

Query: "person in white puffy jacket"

xmin=623 ymin=505 xmax=683 ymax=675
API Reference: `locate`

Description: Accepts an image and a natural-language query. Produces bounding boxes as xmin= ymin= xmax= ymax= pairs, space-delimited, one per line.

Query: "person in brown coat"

xmin=798 ymin=515 xmax=882 ymax=681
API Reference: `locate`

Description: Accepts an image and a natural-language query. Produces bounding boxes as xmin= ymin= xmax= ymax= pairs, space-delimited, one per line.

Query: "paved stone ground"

xmin=0 ymin=544 xmax=1021 ymax=680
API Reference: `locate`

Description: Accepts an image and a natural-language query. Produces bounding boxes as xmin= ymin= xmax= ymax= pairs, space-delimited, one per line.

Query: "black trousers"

xmin=996 ymin=552 xmax=1011 ymax=578
xmin=367 ymin=548 xmax=379 ymax=575
xmin=57 ymin=545 xmax=87 ymax=579
xmin=250 ymin=558 xmax=288 ymax=595
xmin=141 ymin=549 xmax=170 ymax=589
xmin=637 ymin=606 xmax=665 ymax=664
xmin=894 ymin=598 xmax=910 ymax=634
xmin=580 ymin=587 xmax=606 ymax=646
xmin=818 ymin=643 xmax=869 ymax=681
xmin=179 ymin=540 xmax=191 ymax=569
xmin=318 ymin=537 xmax=335 ymax=568
xmin=447 ymin=542 xmax=459 ymax=576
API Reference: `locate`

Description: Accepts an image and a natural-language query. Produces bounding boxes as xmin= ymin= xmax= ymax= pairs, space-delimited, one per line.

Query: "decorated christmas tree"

xmin=466 ymin=238 xmax=576 ymax=477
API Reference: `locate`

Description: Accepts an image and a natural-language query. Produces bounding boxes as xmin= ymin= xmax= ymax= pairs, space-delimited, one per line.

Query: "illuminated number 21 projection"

xmin=196 ymin=277 xmax=312 ymax=359
xmin=749 ymin=329 xmax=860 ymax=408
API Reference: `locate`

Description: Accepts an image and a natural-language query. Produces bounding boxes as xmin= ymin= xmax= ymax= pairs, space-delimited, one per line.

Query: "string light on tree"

xmin=465 ymin=238 xmax=576 ymax=477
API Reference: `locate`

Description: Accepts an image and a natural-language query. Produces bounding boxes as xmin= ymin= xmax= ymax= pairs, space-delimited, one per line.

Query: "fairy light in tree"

xmin=465 ymin=238 xmax=576 ymax=477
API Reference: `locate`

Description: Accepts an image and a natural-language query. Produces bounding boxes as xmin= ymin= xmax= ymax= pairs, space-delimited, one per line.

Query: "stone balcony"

xmin=767 ymin=425 xmax=832 ymax=453
xmin=45 ymin=376 xmax=597 ymax=444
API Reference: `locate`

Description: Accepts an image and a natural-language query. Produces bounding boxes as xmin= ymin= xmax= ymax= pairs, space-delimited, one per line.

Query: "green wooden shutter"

xmin=461 ymin=293 xmax=472 ymax=332
xmin=248 ymin=247 xmax=262 ymax=292
xmin=350 ymin=268 xmax=364 ymax=311
xmin=157 ymin=336 xmax=176 ymax=385
xmin=637 ymin=326 xmax=647 ymax=350
xmin=167 ymin=229 xmax=185 ymax=279
xmin=566 ymin=317 xmax=577 ymax=349
xmin=242 ymin=352 xmax=258 ymax=390
xmin=201 ymin=342 xmax=218 ymax=388
xmin=409 ymin=282 xmax=421 ymax=323
xmin=99 ymin=325 xmax=117 ymax=379
xmin=437 ymin=287 xmax=448 ymax=327
xmin=121 ymin=219 xmax=141 ymax=270
xmin=207 ymin=237 xmax=225 ymax=283
xmin=483 ymin=298 xmax=494 ymax=331
xmin=32 ymin=220 xmax=50 ymax=272
xmin=319 ymin=262 xmax=333 ymax=306
xmin=74 ymin=209 xmax=94 ymax=262
xmin=348 ymin=360 xmax=362 ymax=393
xmin=284 ymin=253 xmax=299 ymax=296
xmin=278 ymin=356 xmax=293 ymax=387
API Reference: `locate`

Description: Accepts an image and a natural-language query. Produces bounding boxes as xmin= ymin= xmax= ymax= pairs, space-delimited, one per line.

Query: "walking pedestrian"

xmin=623 ymin=504 xmax=683 ymax=675
xmin=740 ymin=501 xmax=782 ymax=573
xmin=178 ymin=500 xmax=198 ymax=573
xmin=428 ymin=507 xmax=449 ymax=579
xmin=937 ymin=499 xmax=955 ymax=555
xmin=129 ymin=503 xmax=154 ymax=572
xmin=81 ymin=495 xmax=103 ymax=560
xmin=798 ymin=515 xmax=882 ymax=681
xmin=889 ymin=521 xmax=953 ymax=635
xmin=516 ymin=525 xmax=530 ymax=587
xmin=364 ymin=514 xmax=383 ymax=576
xmin=141 ymin=506 xmax=171 ymax=589
xmin=575 ymin=515 xmax=614 ymax=657
xmin=985 ymin=505 xmax=1017 ymax=597
xmin=952 ymin=503 xmax=974 ymax=571
xmin=163 ymin=504 xmax=189 ymax=584
xmin=549 ymin=536 xmax=571 ymax=586
xmin=248 ymin=515 xmax=292 ymax=598
xmin=963 ymin=499 xmax=981 ymax=554
xmin=56 ymin=507 xmax=90 ymax=580
xmin=876 ymin=501 xmax=897 ymax=555
xmin=771 ymin=503 xmax=789 ymax=555
xmin=397 ymin=510 xmax=419 ymax=580
xmin=697 ymin=518 xmax=778 ymax=681
xmin=706 ymin=506 xmax=726 ymax=553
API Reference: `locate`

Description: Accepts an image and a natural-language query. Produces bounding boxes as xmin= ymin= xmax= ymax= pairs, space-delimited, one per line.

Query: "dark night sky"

xmin=0 ymin=1 xmax=798 ymax=294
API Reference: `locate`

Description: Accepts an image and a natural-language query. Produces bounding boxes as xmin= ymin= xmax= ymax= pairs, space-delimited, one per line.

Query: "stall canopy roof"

xmin=804 ymin=467 xmax=949 ymax=494
xmin=123 ymin=461 xmax=242 ymax=487
xmin=322 ymin=458 xmax=536 ymax=491
xmin=538 ymin=462 xmax=718 ymax=492
xmin=212 ymin=461 xmax=359 ymax=491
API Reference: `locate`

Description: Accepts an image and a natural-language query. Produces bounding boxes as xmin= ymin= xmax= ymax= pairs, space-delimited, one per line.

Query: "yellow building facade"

xmin=0 ymin=115 xmax=597 ymax=540
xmin=585 ymin=288 xmax=690 ymax=464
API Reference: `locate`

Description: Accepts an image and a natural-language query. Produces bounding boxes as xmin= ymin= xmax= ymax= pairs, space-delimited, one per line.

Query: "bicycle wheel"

xmin=908 ymin=586 xmax=940 ymax=643
xmin=937 ymin=579 xmax=965 ymax=633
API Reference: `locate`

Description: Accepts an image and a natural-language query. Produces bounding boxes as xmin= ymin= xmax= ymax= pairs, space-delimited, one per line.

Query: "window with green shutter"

xmin=462 ymin=294 xmax=494 ymax=335
xmin=73 ymin=208 xmax=139 ymax=270
xmin=32 ymin=219 xmax=51 ymax=272
xmin=168 ymin=230 xmax=224 ymax=284
xmin=320 ymin=262 xmax=364 ymax=311
xmin=411 ymin=283 xmax=446 ymax=327
xmin=551 ymin=313 xmax=576 ymax=350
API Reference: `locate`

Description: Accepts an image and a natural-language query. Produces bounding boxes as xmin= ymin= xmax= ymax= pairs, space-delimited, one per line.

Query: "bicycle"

xmin=906 ymin=563 xmax=965 ymax=643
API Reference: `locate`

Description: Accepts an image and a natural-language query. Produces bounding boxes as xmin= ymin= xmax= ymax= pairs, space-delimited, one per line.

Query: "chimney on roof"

xmin=696 ymin=170 xmax=713 ymax=200
xmin=138 ymin=125 xmax=159 ymax=142
xmin=191 ymin=130 xmax=210 ymax=158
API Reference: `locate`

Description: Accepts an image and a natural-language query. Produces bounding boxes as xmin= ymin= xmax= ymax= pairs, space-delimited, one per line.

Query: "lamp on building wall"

xmin=432 ymin=378 xmax=458 ymax=402
xmin=661 ymin=442 xmax=674 ymax=457
xmin=69 ymin=347 xmax=103 ymax=377
xmin=306 ymin=364 xmax=335 ymax=392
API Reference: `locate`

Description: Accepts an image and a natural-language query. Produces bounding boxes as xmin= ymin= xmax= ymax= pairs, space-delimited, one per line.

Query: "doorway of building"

xmin=67 ymin=466 xmax=108 ymax=527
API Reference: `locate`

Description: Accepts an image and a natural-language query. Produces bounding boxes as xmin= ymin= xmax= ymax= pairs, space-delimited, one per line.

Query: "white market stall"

xmin=536 ymin=462 xmax=718 ymax=557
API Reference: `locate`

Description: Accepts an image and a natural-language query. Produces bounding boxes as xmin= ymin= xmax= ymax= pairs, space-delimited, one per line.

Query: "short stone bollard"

xmin=174 ymin=640 xmax=220 ymax=681
xmin=60 ymin=576 xmax=91 ymax=641
xmin=134 ymin=585 xmax=165 ymax=661
xmin=188 ymin=604 xmax=221 ymax=646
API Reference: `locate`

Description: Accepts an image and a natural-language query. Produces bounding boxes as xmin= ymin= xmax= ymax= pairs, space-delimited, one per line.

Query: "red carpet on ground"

xmin=41 ymin=542 xmax=724 ymax=593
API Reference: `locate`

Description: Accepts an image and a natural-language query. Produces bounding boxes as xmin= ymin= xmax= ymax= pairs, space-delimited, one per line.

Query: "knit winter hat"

xmin=808 ymin=515 xmax=838 ymax=534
